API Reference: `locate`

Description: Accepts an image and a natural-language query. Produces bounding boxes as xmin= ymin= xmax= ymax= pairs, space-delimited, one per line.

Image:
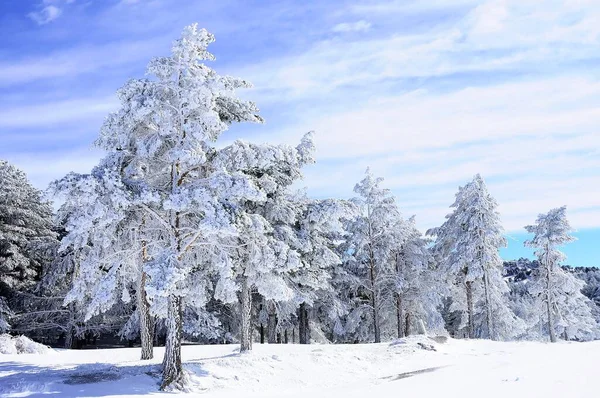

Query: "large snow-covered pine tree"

xmin=57 ymin=24 xmax=265 ymax=390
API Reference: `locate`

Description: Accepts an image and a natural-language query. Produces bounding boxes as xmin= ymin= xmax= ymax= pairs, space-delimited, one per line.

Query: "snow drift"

xmin=0 ymin=334 xmax=51 ymax=355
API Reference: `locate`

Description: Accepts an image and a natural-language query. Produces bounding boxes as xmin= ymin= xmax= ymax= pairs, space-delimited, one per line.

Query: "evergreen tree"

xmin=525 ymin=206 xmax=598 ymax=341
xmin=210 ymin=136 xmax=315 ymax=351
xmin=0 ymin=160 xmax=57 ymax=332
xmin=429 ymin=174 xmax=521 ymax=340
xmin=55 ymin=24 xmax=264 ymax=390
xmin=394 ymin=216 xmax=444 ymax=337
xmin=344 ymin=169 xmax=402 ymax=343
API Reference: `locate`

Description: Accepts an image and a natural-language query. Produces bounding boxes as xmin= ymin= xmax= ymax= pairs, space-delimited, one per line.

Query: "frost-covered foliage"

xmin=574 ymin=267 xmax=600 ymax=308
xmin=288 ymin=198 xmax=358 ymax=343
xmin=210 ymin=136 xmax=315 ymax=350
xmin=52 ymin=168 xmax=137 ymax=320
xmin=342 ymin=169 xmax=405 ymax=343
xmin=54 ymin=23 xmax=280 ymax=389
xmin=0 ymin=160 xmax=57 ymax=332
xmin=428 ymin=174 xmax=522 ymax=340
xmin=524 ymin=207 xmax=599 ymax=342
xmin=574 ymin=267 xmax=600 ymax=329
xmin=394 ymin=217 xmax=444 ymax=337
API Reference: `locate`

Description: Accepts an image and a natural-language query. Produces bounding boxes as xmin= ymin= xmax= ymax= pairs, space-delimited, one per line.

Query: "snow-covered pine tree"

xmin=394 ymin=216 xmax=444 ymax=337
xmin=0 ymin=160 xmax=57 ymax=332
xmin=210 ymin=136 xmax=315 ymax=351
xmin=59 ymin=24 xmax=264 ymax=389
xmin=288 ymin=198 xmax=358 ymax=344
xmin=428 ymin=174 xmax=521 ymax=340
xmin=524 ymin=206 xmax=598 ymax=342
xmin=344 ymin=169 xmax=402 ymax=343
xmin=51 ymin=166 xmax=152 ymax=355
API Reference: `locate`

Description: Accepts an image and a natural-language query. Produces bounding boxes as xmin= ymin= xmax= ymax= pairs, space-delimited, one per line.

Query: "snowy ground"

xmin=0 ymin=336 xmax=597 ymax=398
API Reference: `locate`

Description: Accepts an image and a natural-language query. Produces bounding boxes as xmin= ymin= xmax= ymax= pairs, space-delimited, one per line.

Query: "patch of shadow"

xmin=63 ymin=372 xmax=122 ymax=385
xmin=417 ymin=342 xmax=437 ymax=351
xmin=383 ymin=366 xmax=448 ymax=382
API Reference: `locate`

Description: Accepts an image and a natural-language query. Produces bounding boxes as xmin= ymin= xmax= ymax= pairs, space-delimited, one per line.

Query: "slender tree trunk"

xmin=138 ymin=270 xmax=154 ymax=360
xmin=395 ymin=251 xmax=405 ymax=339
xmin=466 ymin=281 xmax=475 ymax=339
xmin=260 ymin=324 xmax=264 ymax=344
xmin=64 ymin=303 xmax=75 ymax=349
xmin=267 ymin=301 xmax=277 ymax=344
xmin=161 ymin=295 xmax=183 ymax=390
xmin=396 ymin=294 xmax=404 ymax=338
xmin=546 ymin=296 xmax=556 ymax=343
xmin=240 ymin=277 xmax=253 ymax=352
xmin=369 ymin=257 xmax=381 ymax=343
xmin=298 ymin=302 xmax=310 ymax=344
xmin=482 ymin=271 xmax=495 ymax=340
xmin=405 ymin=312 xmax=411 ymax=337
xmin=292 ymin=327 xmax=296 ymax=343
xmin=546 ymin=288 xmax=557 ymax=343
xmin=284 ymin=329 xmax=288 ymax=344
xmin=545 ymin=248 xmax=557 ymax=343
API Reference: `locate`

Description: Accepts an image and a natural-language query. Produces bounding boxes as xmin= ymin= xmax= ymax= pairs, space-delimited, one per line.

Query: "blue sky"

xmin=0 ymin=0 xmax=599 ymax=266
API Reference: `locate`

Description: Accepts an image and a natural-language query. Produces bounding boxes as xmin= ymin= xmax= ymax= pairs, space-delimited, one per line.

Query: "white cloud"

xmin=0 ymin=38 xmax=160 ymax=86
xmin=229 ymin=0 xmax=600 ymax=233
xmin=238 ymin=0 xmax=600 ymax=102
xmin=28 ymin=5 xmax=62 ymax=25
xmin=332 ymin=20 xmax=372 ymax=33
xmin=0 ymin=97 xmax=118 ymax=128
xmin=5 ymin=148 xmax=104 ymax=191
xmin=28 ymin=1 xmax=76 ymax=25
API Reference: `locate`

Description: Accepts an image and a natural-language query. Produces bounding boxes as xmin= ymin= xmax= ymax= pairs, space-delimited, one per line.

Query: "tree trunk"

xmin=369 ymin=258 xmax=381 ymax=343
xmin=240 ymin=277 xmax=253 ymax=352
xmin=64 ymin=303 xmax=76 ymax=349
xmin=405 ymin=312 xmax=411 ymax=337
xmin=546 ymin=296 xmax=556 ymax=343
xmin=284 ymin=329 xmax=288 ymax=344
xmin=138 ymin=270 xmax=154 ymax=360
xmin=267 ymin=301 xmax=277 ymax=344
xmin=260 ymin=324 xmax=264 ymax=344
xmin=396 ymin=294 xmax=404 ymax=339
xmin=466 ymin=281 xmax=475 ymax=339
xmin=482 ymin=272 xmax=495 ymax=340
xmin=298 ymin=303 xmax=310 ymax=344
xmin=544 ymin=246 xmax=557 ymax=343
xmin=292 ymin=327 xmax=296 ymax=343
xmin=64 ymin=327 xmax=74 ymax=349
xmin=161 ymin=295 xmax=183 ymax=390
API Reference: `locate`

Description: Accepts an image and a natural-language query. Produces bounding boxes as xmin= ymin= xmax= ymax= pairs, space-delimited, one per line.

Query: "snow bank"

xmin=0 ymin=334 xmax=51 ymax=354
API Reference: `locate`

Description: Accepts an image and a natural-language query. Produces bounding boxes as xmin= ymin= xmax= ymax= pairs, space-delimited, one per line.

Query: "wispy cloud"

xmin=332 ymin=20 xmax=372 ymax=33
xmin=0 ymin=97 xmax=118 ymax=129
xmin=27 ymin=0 xmax=77 ymax=25
xmin=28 ymin=5 xmax=62 ymax=25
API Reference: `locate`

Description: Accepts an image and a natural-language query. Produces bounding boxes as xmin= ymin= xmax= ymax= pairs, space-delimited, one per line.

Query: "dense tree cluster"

xmin=1 ymin=24 xmax=598 ymax=391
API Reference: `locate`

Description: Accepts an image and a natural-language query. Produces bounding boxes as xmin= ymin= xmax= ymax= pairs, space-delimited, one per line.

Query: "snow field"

xmin=1 ymin=336 xmax=597 ymax=398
